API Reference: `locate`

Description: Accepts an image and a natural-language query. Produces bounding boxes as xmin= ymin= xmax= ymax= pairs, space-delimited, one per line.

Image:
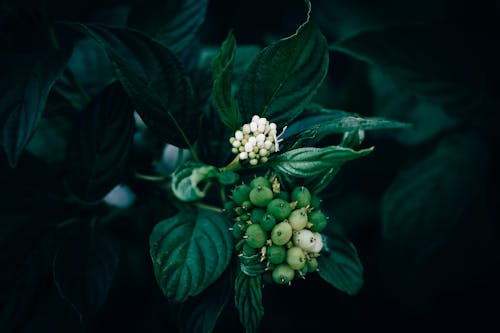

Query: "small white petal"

xmin=235 ymin=130 xmax=243 ymax=140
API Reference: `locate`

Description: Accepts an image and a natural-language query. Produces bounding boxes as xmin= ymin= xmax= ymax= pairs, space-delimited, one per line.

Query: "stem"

xmin=194 ymin=202 xmax=224 ymax=213
xmin=134 ymin=172 xmax=170 ymax=182
xmin=219 ymin=156 xmax=241 ymax=173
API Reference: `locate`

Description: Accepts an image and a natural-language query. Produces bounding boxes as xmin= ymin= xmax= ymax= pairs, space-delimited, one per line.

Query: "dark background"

xmin=1 ymin=0 xmax=499 ymax=332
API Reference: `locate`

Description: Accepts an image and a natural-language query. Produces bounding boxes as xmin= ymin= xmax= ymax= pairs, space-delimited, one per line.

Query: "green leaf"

xmin=332 ymin=26 xmax=489 ymax=118
xmin=317 ymin=229 xmax=364 ymax=296
xmin=128 ymin=0 xmax=208 ymax=55
xmin=177 ymin=269 xmax=232 ymax=333
xmin=150 ymin=208 xmax=234 ymax=303
xmin=64 ymin=82 xmax=134 ymax=203
xmin=216 ymin=170 xmax=240 ymax=186
xmin=272 ymin=145 xmax=374 ymax=178
xmin=0 ymin=51 xmax=69 ymax=167
xmin=237 ymin=4 xmax=329 ymax=126
xmin=284 ymin=104 xmax=410 ymax=149
xmin=234 ymin=271 xmax=264 ymax=333
xmin=67 ymin=23 xmax=197 ymax=148
xmin=171 ymin=162 xmax=218 ymax=202
xmin=238 ymin=254 xmax=266 ymax=277
xmin=381 ymin=132 xmax=490 ymax=259
xmin=211 ymin=31 xmax=241 ymax=131
xmin=53 ymin=222 xmax=120 ymax=317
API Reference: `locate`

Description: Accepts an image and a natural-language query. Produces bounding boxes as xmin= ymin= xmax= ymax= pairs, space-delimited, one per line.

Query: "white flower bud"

xmin=239 ymin=146 xmax=245 ymax=152
xmin=256 ymin=133 xmax=266 ymax=143
xmin=248 ymin=136 xmax=256 ymax=145
xmin=244 ymin=142 xmax=254 ymax=152
xmin=259 ymin=148 xmax=268 ymax=156
xmin=257 ymin=141 xmax=264 ymax=148
xmin=229 ymin=137 xmax=235 ymax=144
xmin=257 ymin=123 xmax=266 ymax=133
xmin=270 ymin=123 xmax=277 ymax=131
xmin=243 ymin=124 xmax=251 ymax=134
xmin=232 ymin=140 xmax=241 ymax=148
xmin=264 ymin=140 xmax=273 ymax=149
xmin=249 ymin=151 xmax=256 ymax=159
xmin=258 ymin=117 xmax=267 ymax=126
xmin=250 ymin=121 xmax=258 ymax=132
xmin=260 ymin=156 xmax=268 ymax=163
xmin=249 ymin=158 xmax=258 ymax=165
xmin=252 ymin=115 xmax=260 ymax=123
xmin=239 ymin=152 xmax=248 ymax=160
xmin=235 ymin=130 xmax=243 ymax=140
xmin=231 ymin=147 xmax=238 ymax=154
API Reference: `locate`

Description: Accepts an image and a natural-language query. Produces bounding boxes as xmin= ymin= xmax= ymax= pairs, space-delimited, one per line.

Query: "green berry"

xmin=310 ymin=194 xmax=321 ymax=209
xmin=260 ymin=213 xmax=277 ymax=231
xmin=239 ymin=213 xmax=250 ymax=221
xmin=270 ymin=221 xmax=292 ymax=245
xmin=309 ymin=210 xmax=328 ymax=232
xmin=241 ymin=200 xmax=252 ymax=210
xmin=245 ymin=224 xmax=267 ymax=248
xmin=250 ymin=176 xmax=271 ymax=189
xmin=306 ymin=257 xmax=319 ymax=273
xmin=231 ymin=221 xmax=246 ymax=239
xmin=288 ymin=208 xmax=308 ymax=231
xmin=232 ymin=184 xmax=251 ymax=205
xmin=267 ymin=198 xmax=292 ymax=220
xmin=250 ymin=208 xmax=266 ymax=224
xmin=249 ymin=186 xmax=273 ymax=207
xmin=274 ymin=191 xmax=290 ymax=201
xmin=291 ymin=186 xmax=311 ymax=208
xmin=286 ymin=246 xmax=306 ymax=270
xmin=266 ymin=245 xmax=286 ymax=264
xmin=272 ymin=264 xmax=295 ymax=285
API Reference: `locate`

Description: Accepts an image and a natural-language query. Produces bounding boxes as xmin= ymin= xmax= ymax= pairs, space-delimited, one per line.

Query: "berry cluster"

xmin=227 ymin=176 xmax=329 ymax=285
xmin=229 ymin=115 xmax=281 ymax=166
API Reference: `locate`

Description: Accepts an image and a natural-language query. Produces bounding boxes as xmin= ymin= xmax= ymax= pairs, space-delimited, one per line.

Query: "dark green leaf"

xmin=272 ymin=145 xmax=374 ymax=178
xmin=317 ymin=230 xmax=364 ymax=296
xmin=0 ymin=51 xmax=69 ymax=167
xmin=171 ymin=162 xmax=218 ymax=202
xmin=177 ymin=269 xmax=232 ymax=333
xmin=64 ymin=82 xmax=134 ymax=203
xmin=238 ymin=254 xmax=266 ymax=277
xmin=128 ymin=0 xmax=208 ymax=55
xmin=332 ymin=26 xmax=489 ymax=117
xmin=237 ymin=6 xmax=329 ymax=126
xmin=284 ymin=104 xmax=410 ymax=149
xmin=216 ymin=170 xmax=240 ymax=186
xmin=211 ymin=31 xmax=241 ymax=131
xmin=53 ymin=222 xmax=121 ymax=317
xmin=150 ymin=208 xmax=234 ymax=303
xmin=234 ymin=271 xmax=264 ymax=333
xmin=67 ymin=23 xmax=197 ymax=148
xmin=381 ymin=132 xmax=490 ymax=259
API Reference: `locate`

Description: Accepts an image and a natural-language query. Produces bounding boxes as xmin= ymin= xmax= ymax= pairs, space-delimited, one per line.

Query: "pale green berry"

xmin=249 ymin=185 xmax=273 ymax=208
xmin=245 ymin=224 xmax=267 ymax=249
xmin=272 ymin=264 xmax=295 ymax=285
xmin=286 ymin=246 xmax=306 ymax=270
xmin=270 ymin=221 xmax=292 ymax=245
xmin=288 ymin=208 xmax=308 ymax=231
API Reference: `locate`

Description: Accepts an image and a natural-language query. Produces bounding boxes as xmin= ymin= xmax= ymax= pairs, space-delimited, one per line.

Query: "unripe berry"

xmin=306 ymin=257 xmax=319 ymax=273
xmin=241 ymin=200 xmax=252 ymax=210
xmin=250 ymin=208 xmax=266 ymax=224
xmin=272 ymin=264 xmax=295 ymax=285
xmin=267 ymin=198 xmax=292 ymax=220
xmin=270 ymin=222 xmax=293 ymax=245
xmin=292 ymin=229 xmax=316 ymax=251
xmin=291 ymin=186 xmax=311 ymax=208
xmin=231 ymin=221 xmax=246 ymax=239
xmin=232 ymin=184 xmax=251 ymax=205
xmin=249 ymin=185 xmax=273 ymax=208
xmin=310 ymin=232 xmax=324 ymax=253
xmin=309 ymin=210 xmax=328 ymax=232
xmin=274 ymin=191 xmax=290 ymax=201
xmin=288 ymin=208 xmax=308 ymax=231
xmin=286 ymin=246 xmax=306 ymax=270
xmin=310 ymin=194 xmax=322 ymax=209
xmin=250 ymin=176 xmax=271 ymax=189
xmin=266 ymin=245 xmax=286 ymax=264
xmin=260 ymin=213 xmax=277 ymax=231
xmin=245 ymin=224 xmax=267 ymax=249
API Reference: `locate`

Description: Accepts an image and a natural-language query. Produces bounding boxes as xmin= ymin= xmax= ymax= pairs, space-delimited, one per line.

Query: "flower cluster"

xmin=229 ymin=115 xmax=283 ymax=165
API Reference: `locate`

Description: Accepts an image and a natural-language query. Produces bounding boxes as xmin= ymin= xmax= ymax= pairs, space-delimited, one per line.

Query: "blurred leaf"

xmin=128 ymin=0 xmax=208 ymax=55
xmin=381 ymin=132 xmax=490 ymax=259
xmin=234 ymin=271 xmax=264 ymax=333
xmin=53 ymin=222 xmax=121 ymax=318
xmin=216 ymin=170 xmax=240 ymax=186
xmin=237 ymin=7 xmax=329 ymax=126
xmin=150 ymin=208 xmax=234 ymax=303
xmin=177 ymin=269 xmax=232 ymax=333
xmin=0 ymin=51 xmax=69 ymax=167
xmin=171 ymin=162 xmax=218 ymax=202
xmin=318 ymin=227 xmax=364 ymax=296
xmin=67 ymin=23 xmax=197 ymax=148
xmin=332 ymin=26 xmax=489 ymax=118
xmin=368 ymin=66 xmax=459 ymax=145
xmin=272 ymin=145 xmax=374 ymax=178
xmin=64 ymin=82 xmax=134 ymax=203
xmin=211 ymin=31 xmax=241 ymax=131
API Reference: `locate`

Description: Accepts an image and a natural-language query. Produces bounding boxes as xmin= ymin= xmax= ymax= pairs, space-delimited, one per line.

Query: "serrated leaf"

xmin=53 ymin=222 xmax=120 ymax=317
xmin=234 ymin=271 xmax=264 ymax=333
xmin=284 ymin=104 xmax=410 ymax=149
xmin=381 ymin=132 xmax=490 ymax=259
xmin=171 ymin=162 xmax=218 ymax=202
xmin=128 ymin=0 xmax=208 ymax=55
xmin=332 ymin=26 xmax=489 ymax=117
xmin=237 ymin=4 xmax=329 ymax=126
xmin=272 ymin=145 xmax=374 ymax=178
xmin=317 ymin=231 xmax=364 ymax=296
xmin=211 ymin=31 xmax=241 ymax=131
xmin=150 ymin=208 xmax=234 ymax=303
xmin=177 ymin=269 xmax=232 ymax=333
xmin=67 ymin=23 xmax=197 ymax=148
xmin=64 ymin=82 xmax=134 ymax=203
xmin=0 ymin=51 xmax=69 ymax=167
